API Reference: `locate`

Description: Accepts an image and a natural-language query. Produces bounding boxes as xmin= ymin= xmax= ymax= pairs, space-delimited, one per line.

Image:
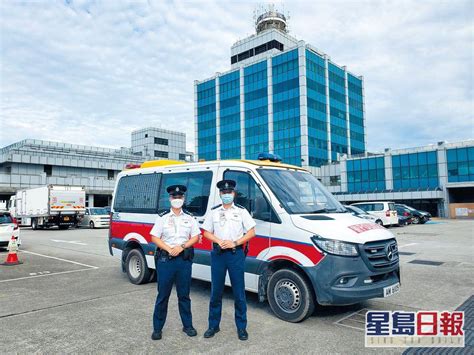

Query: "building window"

xmin=231 ymin=40 xmax=284 ymax=65
xmin=330 ymin=175 xmax=341 ymax=186
xmin=154 ymin=151 xmax=168 ymax=158
xmin=154 ymin=137 xmax=168 ymax=146
xmin=179 ymin=154 xmax=186 ymax=161
xmin=145 ymin=134 xmax=148 ymax=138
xmin=446 ymin=147 xmax=474 ymax=183
xmin=44 ymin=165 xmax=52 ymax=177
xmin=108 ymin=170 xmax=115 ymax=180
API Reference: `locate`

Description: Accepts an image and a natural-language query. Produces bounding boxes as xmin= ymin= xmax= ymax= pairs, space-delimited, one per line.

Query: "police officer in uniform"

xmin=150 ymin=185 xmax=200 ymax=340
xmin=201 ymin=179 xmax=256 ymax=341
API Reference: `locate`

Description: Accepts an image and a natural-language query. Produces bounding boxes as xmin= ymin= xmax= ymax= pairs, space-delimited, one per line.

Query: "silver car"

xmin=80 ymin=207 xmax=110 ymax=229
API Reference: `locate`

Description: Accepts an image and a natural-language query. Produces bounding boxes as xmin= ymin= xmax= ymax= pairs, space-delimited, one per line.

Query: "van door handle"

xmin=198 ymin=220 xmax=204 ymax=224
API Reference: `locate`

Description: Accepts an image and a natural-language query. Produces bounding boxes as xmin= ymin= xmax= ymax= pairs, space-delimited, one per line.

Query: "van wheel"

xmin=125 ymin=249 xmax=151 ymax=285
xmin=31 ymin=218 xmax=38 ymax=230
xmin=89 ymin=221 xmax=95 ymax=229
xmin=375 ymin=219 xmax=383 ymax=226
xmin=267 ymin=269 xmax=315 ymax=323
xmin=59 ymin=225 xmax=69 ymax=230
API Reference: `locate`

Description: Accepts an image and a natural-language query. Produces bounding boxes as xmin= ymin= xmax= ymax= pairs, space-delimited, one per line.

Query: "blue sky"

xmin=1 ymin=0 xmax=473 ymax=153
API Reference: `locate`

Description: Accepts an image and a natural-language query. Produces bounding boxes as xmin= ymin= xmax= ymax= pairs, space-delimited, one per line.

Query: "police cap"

xmin=166 ymin=185 xmax=187 ymax=196
xmin=216 ymin=179 xmax=236 ymax=192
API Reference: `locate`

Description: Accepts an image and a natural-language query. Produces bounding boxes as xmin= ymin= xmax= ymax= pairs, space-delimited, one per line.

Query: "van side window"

xmin=224 ymin=170 xmax=279 ymax=223
xmin=158 ymin=171 xmax=212 ymax=216
xmin=113 ymin=173 xmax=161 ymax=213
xmin=373 ymin=203 xmax=384 ymax=211
xmin=357 ymin=204 xmax=369 ymax=212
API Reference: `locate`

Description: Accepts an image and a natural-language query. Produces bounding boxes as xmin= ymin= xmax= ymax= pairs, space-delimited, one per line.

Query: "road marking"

xmin=21 ymin=250 xmax=98 ymax=269
xmin=29 ymin=271 xmax=50 ymax=276
xmin=0 ymin=268 xmax=96 ymax=283
xmin=398 ymin=243 xmax=418 ymax=249
xmin=334 ymin=308 xmax=367 ymax=331
xmin=50 ymin=239 xmax=87 ymax=246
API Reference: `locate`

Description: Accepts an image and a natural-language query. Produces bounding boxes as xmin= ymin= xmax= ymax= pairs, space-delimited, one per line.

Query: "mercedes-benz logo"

xmin=386 ymin=244 xmax=395 ymax=261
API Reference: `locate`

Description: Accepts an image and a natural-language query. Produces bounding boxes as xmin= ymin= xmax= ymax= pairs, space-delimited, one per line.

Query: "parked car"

xmin=0 ymin=211 xmax=21 ymax=249
xmin=344 ymin=205 xmax=383 ymax=225
xmin=351 ymin=201 xmax=398 ymax=227
xmin=395 ymin=204 xmax=431 ymax=224
xmin=394 ymin=205 xmax=413 ymax=226
xmin=79 ymin=207 xmax=110 ymax=229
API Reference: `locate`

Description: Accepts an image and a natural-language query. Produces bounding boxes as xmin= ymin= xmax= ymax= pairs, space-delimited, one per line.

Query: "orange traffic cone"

xmin=2 ymin=235 xmax=22 ymax=266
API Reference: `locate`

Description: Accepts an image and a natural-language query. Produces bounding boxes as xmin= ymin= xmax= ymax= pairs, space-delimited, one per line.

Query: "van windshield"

xmin=258 ymin=169 xmax=345 ymax=214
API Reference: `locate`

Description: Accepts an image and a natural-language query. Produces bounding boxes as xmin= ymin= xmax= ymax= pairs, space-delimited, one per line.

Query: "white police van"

xmin=109 ymin=155 xmax=400 ymax=322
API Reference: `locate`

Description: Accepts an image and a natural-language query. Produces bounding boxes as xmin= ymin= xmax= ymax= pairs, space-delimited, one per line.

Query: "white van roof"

xmin=122 ymin=159 xmax=308 ymax=175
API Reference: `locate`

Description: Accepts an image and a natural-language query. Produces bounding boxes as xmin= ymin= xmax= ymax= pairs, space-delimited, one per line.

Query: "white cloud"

xmin=0 ymin=0 xmax=472 ymax=153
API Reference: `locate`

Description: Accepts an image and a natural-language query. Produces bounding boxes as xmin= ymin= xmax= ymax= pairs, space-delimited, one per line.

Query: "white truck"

xmin=9 ymin=185 xmax=86 ymax=230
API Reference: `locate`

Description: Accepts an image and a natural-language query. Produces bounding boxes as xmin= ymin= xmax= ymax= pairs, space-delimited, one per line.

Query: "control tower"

xmin=255 ymin=7 xmax=288 ymax=34
xmin=230 ymin=5 xmax=296 ymax=68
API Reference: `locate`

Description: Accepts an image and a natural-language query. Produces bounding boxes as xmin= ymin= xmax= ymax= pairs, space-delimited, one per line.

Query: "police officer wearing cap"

xmin=201 ymin=179 xmax=256 ymax=341
xmin=150 ymin=185 xmax=200 ymax=341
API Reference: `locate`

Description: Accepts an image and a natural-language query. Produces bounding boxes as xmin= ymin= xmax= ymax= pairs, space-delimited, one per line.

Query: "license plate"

xmin=63 ymin=216 xmax=70 ymax=221
xmin=383 ymin=282 xmax=400 ymax=297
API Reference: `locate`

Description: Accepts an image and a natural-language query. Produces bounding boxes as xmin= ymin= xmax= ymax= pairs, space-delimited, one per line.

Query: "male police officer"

xmin=150 ymin=185 xmax=200 ymax=341
xmin=201 ymin=179 xmax=256 ymax=341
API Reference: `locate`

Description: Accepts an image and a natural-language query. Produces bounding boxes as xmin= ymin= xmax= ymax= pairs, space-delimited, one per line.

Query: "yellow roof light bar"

xmin=140 ymin=160 xmax=185 ymax=169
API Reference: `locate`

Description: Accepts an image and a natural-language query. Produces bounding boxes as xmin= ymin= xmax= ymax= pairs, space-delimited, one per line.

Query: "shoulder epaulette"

xmin=235 ymin=204 xmax=246 ymax=209
xmin=183 ymin=209 xmax=194 ymax=217
xmin=211 ymin=204 xmax=222 ymax=210
xmin=158 ymin=209 xmax=169 ymax=217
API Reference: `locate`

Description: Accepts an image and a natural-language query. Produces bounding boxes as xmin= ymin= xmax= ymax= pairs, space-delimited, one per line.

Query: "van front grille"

xmin=360 ymin=239 xmax=399 ymax=270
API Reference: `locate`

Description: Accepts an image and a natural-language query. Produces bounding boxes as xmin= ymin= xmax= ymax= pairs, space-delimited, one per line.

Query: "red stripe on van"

xmin=111 ymin=221 xmax=324 ymax=266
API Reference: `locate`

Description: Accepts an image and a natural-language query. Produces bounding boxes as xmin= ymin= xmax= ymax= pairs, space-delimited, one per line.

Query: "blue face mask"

xmin=220 ymin=193 xmax=234 ymax=205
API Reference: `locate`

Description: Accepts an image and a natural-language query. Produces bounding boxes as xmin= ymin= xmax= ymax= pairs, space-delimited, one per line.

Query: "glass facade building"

xmin=313 ymin=140 xmax=474 ymax=218
xmin=195 ymin=20 xmax=365 ymax=167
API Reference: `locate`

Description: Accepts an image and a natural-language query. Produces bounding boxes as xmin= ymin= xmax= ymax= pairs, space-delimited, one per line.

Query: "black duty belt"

xmin=212 ymin=243 xmax=243 ymax=253
xmin=156 ymin=248 xmax=194 ymax=260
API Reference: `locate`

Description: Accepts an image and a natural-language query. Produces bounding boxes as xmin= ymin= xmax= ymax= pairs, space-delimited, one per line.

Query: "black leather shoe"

xmin=237 ymin=329 xmax=248 ymax=341
xmin=183 ymin=326 xmax=197 ymax=337
xmin=151 ymin=331 xmax=162 ymax=340
xmin=203 ymin=327 xmax=220 ymax=338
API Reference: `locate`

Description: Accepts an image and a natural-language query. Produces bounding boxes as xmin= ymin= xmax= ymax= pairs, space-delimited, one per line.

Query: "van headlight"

xmin=311 ymin=235 xmax=359 ymax=256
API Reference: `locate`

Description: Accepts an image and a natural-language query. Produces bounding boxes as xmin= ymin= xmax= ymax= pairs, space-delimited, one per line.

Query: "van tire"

xmin=375 ymin=219 xmax=383 ymax=226
xmin=125 ymin=248 xmax=151 ymax=285
xmin=59 ymin=225 xmax=69 ymax=230
xmin=89 ymin=221 xmax=95 ymax=229
xmin=267 ymin=268 xmax=315 ymax=323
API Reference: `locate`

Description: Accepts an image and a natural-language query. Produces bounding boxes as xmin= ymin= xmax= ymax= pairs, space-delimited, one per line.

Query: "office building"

xmin=131 ymin=127 xmax=188 ymax=161
xmin=0 ymin=126 xmax=194 ymax=206
xmin=313 ymin=140 xmax=474 ymax=218
xmin=195 ymin=8 xmax=366 ymax=167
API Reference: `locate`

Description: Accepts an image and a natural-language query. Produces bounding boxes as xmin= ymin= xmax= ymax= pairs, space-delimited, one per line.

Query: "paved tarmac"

xmin=0 ymin=219 xmax=472 ymax=353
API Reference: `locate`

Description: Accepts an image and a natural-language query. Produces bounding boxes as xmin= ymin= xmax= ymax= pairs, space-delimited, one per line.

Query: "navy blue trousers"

xmin=153 ymin=255 xmax=193 ymax=332
xmin=208 ymin=248 xmax=247 ymax=330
